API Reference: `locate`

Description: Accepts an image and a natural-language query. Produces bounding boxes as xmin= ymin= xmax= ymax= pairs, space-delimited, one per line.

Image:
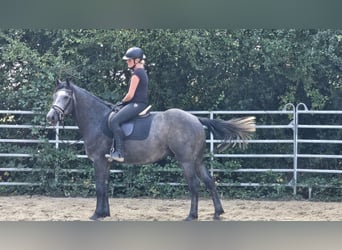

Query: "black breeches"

xmin=109 ymin=102 xmax=147 ymax=134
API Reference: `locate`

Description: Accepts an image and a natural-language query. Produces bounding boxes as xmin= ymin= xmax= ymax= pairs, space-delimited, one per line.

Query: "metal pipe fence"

xmin=1 ymin=104 xmax=342 ymax=197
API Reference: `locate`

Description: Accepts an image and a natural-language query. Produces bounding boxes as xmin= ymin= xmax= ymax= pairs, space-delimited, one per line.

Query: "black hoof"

xmin=184 ymin=215 xmax=198 ymax=221
xmin=213 ymin=209 xmax=225 ymax=220
xmin=213 ymin=215 xmax=221 ymax=221
xmin=89 ymin=212 xmax=109 ymax=221
xmin=89 ymin=214 xmax=99 ymax=220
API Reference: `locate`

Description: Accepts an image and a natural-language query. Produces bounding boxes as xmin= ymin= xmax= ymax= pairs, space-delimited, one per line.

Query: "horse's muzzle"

xmin=46 ymin=108 xmax=59 ymax=125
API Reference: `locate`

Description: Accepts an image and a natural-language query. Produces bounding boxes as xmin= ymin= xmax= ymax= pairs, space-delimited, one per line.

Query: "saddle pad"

xmin=123 ymin=114 xmax=154 ymax=140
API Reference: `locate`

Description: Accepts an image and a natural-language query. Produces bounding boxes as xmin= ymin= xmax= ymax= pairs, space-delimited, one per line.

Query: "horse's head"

xmin=46 ymin=79 xmax=74 ymax=125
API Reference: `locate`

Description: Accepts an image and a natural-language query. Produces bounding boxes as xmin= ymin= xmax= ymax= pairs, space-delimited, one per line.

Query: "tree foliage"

xmin=0 ymin=29 xmax=340 ymax=112
xmin=0 ymin=29 xmax=341 ymax=198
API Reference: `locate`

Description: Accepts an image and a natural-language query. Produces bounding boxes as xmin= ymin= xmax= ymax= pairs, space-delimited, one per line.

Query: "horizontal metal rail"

xmin=213 ymin=154 xmax=295 ymax=158
xmin=0 ymin=182 xmax=41 ymax=186
xmin=298 ymin=125 xmax=342 ymax=129
xmin=1 ymin=106 xmax=342 ymax=198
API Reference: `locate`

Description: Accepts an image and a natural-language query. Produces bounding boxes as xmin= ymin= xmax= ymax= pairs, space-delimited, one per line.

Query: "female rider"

xmin=106 ymin=47 xmax=149 ymax=162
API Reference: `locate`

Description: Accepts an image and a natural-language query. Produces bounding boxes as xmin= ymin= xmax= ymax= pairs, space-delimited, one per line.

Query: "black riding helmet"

xmin=122 ymin=47 xmax=146 ymax=60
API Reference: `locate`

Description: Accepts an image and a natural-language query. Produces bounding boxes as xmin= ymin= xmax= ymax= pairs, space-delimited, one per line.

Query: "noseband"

xmin=52 ymin=104 xmax=66 ymax=121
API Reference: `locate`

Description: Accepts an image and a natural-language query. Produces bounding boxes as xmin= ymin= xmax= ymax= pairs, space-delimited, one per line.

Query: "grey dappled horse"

xmin=46 ymin=80 xmax=256 ymax=220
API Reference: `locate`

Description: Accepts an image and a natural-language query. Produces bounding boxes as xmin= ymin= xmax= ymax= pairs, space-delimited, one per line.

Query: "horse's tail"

xmin=198 ymin=116 xmax=256 ymax=152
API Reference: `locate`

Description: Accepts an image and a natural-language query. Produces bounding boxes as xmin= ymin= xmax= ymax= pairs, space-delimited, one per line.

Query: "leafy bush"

xmin=1 ymin=29 xmax=342 ymax=200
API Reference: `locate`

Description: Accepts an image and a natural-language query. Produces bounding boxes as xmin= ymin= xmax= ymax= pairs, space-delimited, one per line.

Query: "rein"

xmin=50 ymin=81 xmax=115 ymax=147
xmin=45 ymin=118 xmax=84 ymax=148
xmin=51 ymin=86 xmax=83 ymax=146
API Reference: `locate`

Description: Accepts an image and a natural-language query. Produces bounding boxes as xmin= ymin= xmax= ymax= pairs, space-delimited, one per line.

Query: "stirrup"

xmin=105 ymin=151 xmax=124 ymax=162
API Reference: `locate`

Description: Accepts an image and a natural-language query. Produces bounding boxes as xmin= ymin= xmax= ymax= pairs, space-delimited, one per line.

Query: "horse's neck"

xmin=72 ymin=85 xmax=109 ymax=134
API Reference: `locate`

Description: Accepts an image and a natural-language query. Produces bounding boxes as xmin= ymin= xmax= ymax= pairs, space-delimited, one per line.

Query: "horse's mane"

xmin=69 ymin=82 xmax=115 ymax=110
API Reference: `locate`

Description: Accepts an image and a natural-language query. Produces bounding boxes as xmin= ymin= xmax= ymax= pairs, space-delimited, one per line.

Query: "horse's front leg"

xmin=90 ymin=158 xmax=111 ymax=220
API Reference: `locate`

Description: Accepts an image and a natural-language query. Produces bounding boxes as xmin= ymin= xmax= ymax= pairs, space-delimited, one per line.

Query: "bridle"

xmin=51 ymin=88 xmax=73 ymax=122
xmin=49 ymin=85 xmax=83 ymax=146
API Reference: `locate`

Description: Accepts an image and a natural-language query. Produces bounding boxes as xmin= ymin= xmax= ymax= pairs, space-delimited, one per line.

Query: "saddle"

xmin=106 ymin=105 xmax=153 ymax=140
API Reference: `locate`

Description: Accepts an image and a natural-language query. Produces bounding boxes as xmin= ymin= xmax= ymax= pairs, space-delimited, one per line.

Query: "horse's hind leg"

xmin=196 ymin=162 xmax=224 ymax=220
xmin=180 ymin=161 xmax=200 ymax=221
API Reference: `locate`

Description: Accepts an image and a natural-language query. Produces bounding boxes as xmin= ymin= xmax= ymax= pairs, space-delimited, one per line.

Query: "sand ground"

xmin=1 ymin=196 xmax=342 ymax=221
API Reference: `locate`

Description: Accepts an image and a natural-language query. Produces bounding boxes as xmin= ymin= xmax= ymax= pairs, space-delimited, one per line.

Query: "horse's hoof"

xmin=184 ymin=215 xmax=198 ymax=221
xmin=89 ymin=213 xmax=109 ymax=220
xmin=213 ymin=215 xmax=221 ymax=221
xmin=213 ymin=209 xmax=225 ymax=220
xmin=89 ymin=214 xmax=99 ymax=220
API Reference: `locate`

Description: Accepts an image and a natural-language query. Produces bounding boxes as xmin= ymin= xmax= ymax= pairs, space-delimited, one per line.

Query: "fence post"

xmin=55 ymin=122 xmax=60 ymax=184
xmin=209 ymin=111 xmax=214 ymax=176
xmin=283 ymin=103 xmax=296 ymax=194
xmin=55 ymin=121 xmax=60 ymax=149
xmin=294 ymin=103 xmax=309 ymax=195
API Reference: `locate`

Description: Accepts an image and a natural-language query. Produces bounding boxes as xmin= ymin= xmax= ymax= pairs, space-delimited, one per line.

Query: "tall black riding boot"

xmin=107 ymin=129 xmax=125 ymax=162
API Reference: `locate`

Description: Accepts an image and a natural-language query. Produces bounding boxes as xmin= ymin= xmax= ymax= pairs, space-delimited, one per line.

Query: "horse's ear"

xmin=55 ymin=79 xmax=61 ymax=87
xmin=66 ymin=79 xmax=71 ymax=87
